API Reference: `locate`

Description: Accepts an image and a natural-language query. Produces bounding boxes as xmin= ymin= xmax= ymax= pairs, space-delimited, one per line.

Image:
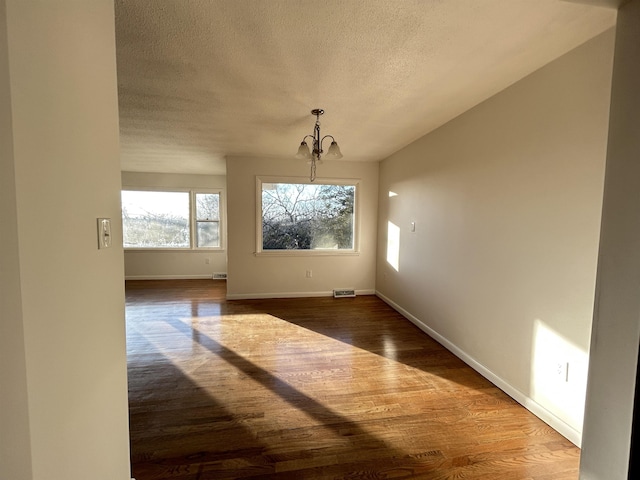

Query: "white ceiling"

xmin=115 ymin=0 xmax=617 ymax=175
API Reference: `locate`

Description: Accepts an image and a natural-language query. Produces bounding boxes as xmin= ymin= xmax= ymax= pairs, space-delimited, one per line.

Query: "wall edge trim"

xmin=375 ymin=290 xmax=582 ymax=447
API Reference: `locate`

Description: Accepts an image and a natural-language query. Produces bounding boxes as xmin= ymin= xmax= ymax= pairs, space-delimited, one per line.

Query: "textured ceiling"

xmin=115 ymin=0 xmax=616 ymax=175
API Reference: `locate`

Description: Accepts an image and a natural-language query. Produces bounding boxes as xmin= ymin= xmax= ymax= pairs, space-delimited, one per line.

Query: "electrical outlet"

xmin=306 ymin=270 xmax=312 ymax=278
xmin=205 ymin=258 xmax=211 ymax=264
xmin=555 ymin=362 xmax=569 ymax=382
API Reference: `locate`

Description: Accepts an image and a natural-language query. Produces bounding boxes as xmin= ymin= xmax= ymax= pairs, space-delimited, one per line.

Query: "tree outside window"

xmin=261 ymin=182 xmax=355 ymax=251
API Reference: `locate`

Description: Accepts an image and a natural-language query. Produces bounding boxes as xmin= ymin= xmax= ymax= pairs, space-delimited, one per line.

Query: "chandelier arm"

xmin=320 ymin=135 xmax=335 ymax=149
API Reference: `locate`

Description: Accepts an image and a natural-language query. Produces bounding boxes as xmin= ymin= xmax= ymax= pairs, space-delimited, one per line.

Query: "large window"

xmin=122 ymin=190 xmax=222 ymax=249
xmin=257 ymin=178 xmax=358 ymax=254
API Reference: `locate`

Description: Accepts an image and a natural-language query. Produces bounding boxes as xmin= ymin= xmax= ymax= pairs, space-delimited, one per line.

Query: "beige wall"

xmin=0 ymin=1 xmax=130 ymax=479
xmin=376 ymin=30 xmax=614 ymax=444
xmin=581 ymin=1 xmax=640 ymax=478
xmin=226 ymin=156 xmax=378 ymax=298
xmin=122 ymin=171 xmax=227 ymax=279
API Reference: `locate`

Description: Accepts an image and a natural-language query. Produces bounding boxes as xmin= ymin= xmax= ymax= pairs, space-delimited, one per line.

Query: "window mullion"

xmin=190 ymin=191 xmax=196 ymax=249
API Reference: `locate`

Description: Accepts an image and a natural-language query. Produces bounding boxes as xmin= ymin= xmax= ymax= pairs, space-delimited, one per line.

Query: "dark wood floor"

xmin=126 ymin=279 xmax=579 ymax=480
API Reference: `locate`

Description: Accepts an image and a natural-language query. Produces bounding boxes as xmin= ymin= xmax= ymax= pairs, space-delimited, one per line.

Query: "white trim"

xmin=124 ymin=274 xmax=219 ymax=281
xmin=375 ymin=290 xmax=582 ymax=447
xmin=254 ymin=250 xmax=360 ymax=258
xmin=193 ymin=189 xmax=226 ymax=251
xmin=124 ymin=248 xmax=226 ymax=253
xmin=226 ymin=289 xmax=375 ymax=300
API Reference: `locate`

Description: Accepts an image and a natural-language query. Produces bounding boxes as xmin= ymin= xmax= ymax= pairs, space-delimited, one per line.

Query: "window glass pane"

xmin=196 ymin=193 xmax=219 ymax=221
xmin=261 ymin=183 xmax=355 ymax=250
xmin=121 ymin=191 xmax=190 ymax=248
xmin=197 ymin=222 xmax=220 ymax=248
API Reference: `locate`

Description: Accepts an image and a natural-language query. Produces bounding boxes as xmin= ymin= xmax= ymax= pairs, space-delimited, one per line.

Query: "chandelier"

xmin=295 ymin=108 xmax=343 ymax=182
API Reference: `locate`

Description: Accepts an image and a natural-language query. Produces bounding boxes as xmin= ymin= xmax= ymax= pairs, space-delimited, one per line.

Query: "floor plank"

xmin=126 ymin=279 xmax=579 ymax=479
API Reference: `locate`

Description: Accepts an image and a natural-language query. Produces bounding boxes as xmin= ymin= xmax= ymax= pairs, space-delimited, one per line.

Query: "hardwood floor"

xmin=126 ymin=280 xmax=579 ymax=480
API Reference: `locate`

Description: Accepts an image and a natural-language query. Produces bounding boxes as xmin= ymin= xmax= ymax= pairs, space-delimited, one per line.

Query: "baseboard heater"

xmin=333 ymin=289 xmax=356 ymax=298
xmin=213 ymin=273 xmax=227 ymax=279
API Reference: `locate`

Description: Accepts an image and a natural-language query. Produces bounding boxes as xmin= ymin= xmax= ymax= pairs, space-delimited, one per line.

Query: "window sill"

xmin=124 ymin=248 xmax=225 ymax=253
xmin=254 ymin=250 xmax=360 ymax=257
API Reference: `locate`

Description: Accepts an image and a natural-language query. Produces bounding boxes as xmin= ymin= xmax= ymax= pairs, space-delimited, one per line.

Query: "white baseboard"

xmin=226 ymin=289 xmax=375 ymax=300
xmin=375 ymin=290 xmax=582 ymax=447
xmin=124 ymin=274 xmax=218 ymax=280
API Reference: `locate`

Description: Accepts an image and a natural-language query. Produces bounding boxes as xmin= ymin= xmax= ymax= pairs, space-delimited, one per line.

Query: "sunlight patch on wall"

xmin=387 ymin=221 xmax=400 ymax=271
xmin=388 ymin=191 xmax=398 ymax=197
xmin=531 ymin=318 xmax=589 ymax=432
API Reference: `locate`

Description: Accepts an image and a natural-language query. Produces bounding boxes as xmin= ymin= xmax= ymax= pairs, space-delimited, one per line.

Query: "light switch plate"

xmin=97 ymin=218 xmax=112 ymax=249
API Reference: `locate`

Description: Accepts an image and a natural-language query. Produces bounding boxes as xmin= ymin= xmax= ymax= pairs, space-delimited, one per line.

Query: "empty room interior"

xmin=3 ymin=1 xmax=640 ymax=479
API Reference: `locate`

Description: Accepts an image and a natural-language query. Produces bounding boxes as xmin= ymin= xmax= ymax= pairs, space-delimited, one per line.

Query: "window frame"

xmin=121 ymin=187 xmax=225 ymax=251
xmin=255 ymin=176 xmax=360 ymax=257
xmin=193 ymin=191 xmax=223 ymax=250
